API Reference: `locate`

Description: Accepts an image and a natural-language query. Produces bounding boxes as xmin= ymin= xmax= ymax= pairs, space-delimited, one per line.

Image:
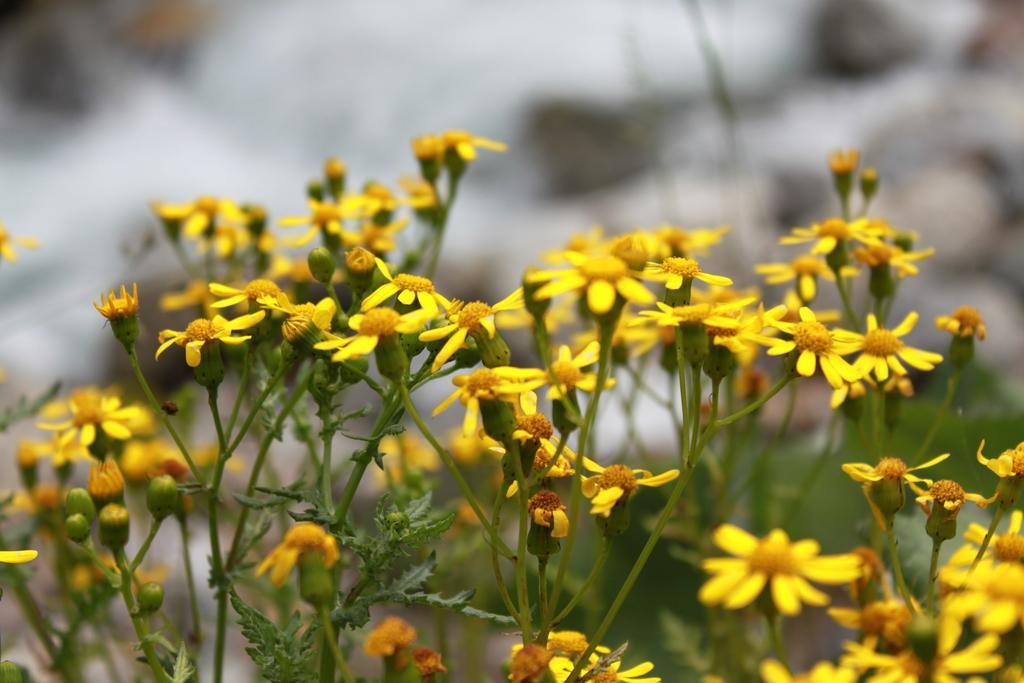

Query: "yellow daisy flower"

xmin=279 ymin=197 xmax=372 ymax=247
xmin=170 ymin=196 xmax=247 ymax=240
xmin=852 ymin=242 xmax=934 ymax=278
xmin=542 ymin=227 xmax=606 ymax=264
xmin=419 ymin=290 xmax=524 ymax=371
xmin=828 ymin=148 xmax=859 ymax=175
xmin=398 ymin=176 xmax=439 ymax=211
xmin=936 ymin=306 xmax=986 ymax=340
xmin=841 ymin=616 xmax=1001 ymax=682
xmin=160 ymin=279 xmax=216 ymax=315
xmin=255 ymin=522 xmax=339 ymax=586
xmin=830 ymin=378 xmax=870 ymax=409
xmin=843 ymin=454 xmax=948 ymax=488
xmin=155 ymin=312 xmax=265 ymax=367
xmin=542 ymin=342 xmax=615 ymax=400
xmin=975 ymin=439 xmax=1024 ymax=480
xmin=315 ymin=307 xmax=429 ymax=362
xmin=642 ymin=256 xmax=732 ymax=290
xmin=498 ymin=391 xmax=578 ymax=496
xmin=527 ymin=491 xmax=569 ymax=538
xmin=947 ymin=510 xmax=1024 ymax=572
xmin=208 ymin=278 xmax=283 ymax=309
xmin=848 ymin=312 xmax=943 ymax=381
xmin=949 ymin=561 xmax=1024 ymax=635
xmin=440 ymin=130 xmax=507 ymax=162
xmin=0 ymin=221 xmax=40 ymax=263
xmin=765 ymin=307 xmax=861 ymax=389
xmin=760 ymin=659 xmax=857 ymax=683
xmin=581 ymin=460 xmax=679 ymax=517
xmin=38 ymin=387 xmax=149 ymax=448
xmin=915 ymin=479 xmax=990 ymax=517
xmin=260 ymin=295 xmax=336 ymax=345
xmin=93 ymin=283 xmax=139 ymax=320
xmin=361 ymin=258 xmax=450 ymax=314
xmin=699 ymin=525 xmax=862 ymax=615
xmin=342 ymin=218 xmax=409 ymax=255
xmin=0 ymin=549 xmax=38 ymax=563
xmin=550 ymin=652 xmax=660 ymax=682
xmin=755 ymin=255 xmax=837 ymax=303
xmin=527 ymin=252 xmax=654 ymax=316
xmin=631 ymin=297 xmax=756 ymax=332
xmin=433 ymin=367 xmax=546 ymax=436
xmin=375 ymin=433 xmax=440 ymax=486
xmin=652 ymin=223 xmax=729 ymax=258
xmin=829 ymin=600 xmax=913 ymax=651
xmin=779 ymin=217 xmax=885 ymax=255
xmin=364 ymin=616 xmax=416 ymax=657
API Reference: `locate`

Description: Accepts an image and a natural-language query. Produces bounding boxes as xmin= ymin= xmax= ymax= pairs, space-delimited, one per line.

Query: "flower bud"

xmin=0 ymin=662 xmax=23 ymax=683
xmin=867 ymin=478 xmax=904 ymax=524
xmin=194 ymin=340 xmax=226 ymax=388
xmin=480 ymin=398 xmax=517 ymax=443
xmin=860 ymin=167 xmax=879 ymax=202
xmin=474 ymin=329 xmax=511 ymax=368
xmin=411 ymin=135 xmax=442 ymax=183
xmin=522 ymin=269 xmax=551 ymax=323
xmin=345 ymin=247 xmax=376 ymax=295
xmin=868 ymin=265 xmax=895 ymax=301
xmin=324 ymin=157 xmax=347 ymax=196
xmin=65 ymin=487 xmax=97 ymax=523
xmin=681 ymin=322 xmax=709 ymax=366
xmin=374 ymin=333 xmax=409 ymax=383
xmin=65 ymin=513 xmax=91 ymax=543
xmin=146 ymin=475 xmax=180 ymax=521
xmin=98 ymin=503 xmax=130 ymax=549
xmin=88 ymin=459 xmax=125 ymax=506
xmin=703 ymin=344 xmax=736 ymax=382
xmin=907 ymin=613 xmax=939 ymax=664
xmin=306 ymin=179 xmax=324 ymax=202
xmin=307 ymin=247 xmax=336 ymax=285
xmin=596 ymin=500 xmax=631 ymax=538
xmin=298 ymin=553 xmax=335 ymax=606
xmin=137 ymin=582 xmax=164 ymax=614
xmin=552 ymin=391 xmax=580 ymax=436
xmin=949 ymin=335 xmax=974 ymax=369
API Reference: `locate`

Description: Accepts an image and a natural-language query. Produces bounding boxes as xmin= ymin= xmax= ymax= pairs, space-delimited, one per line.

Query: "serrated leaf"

xmin=171 ymin=645 xmax=196 ymax=683
xmin=389 ymin=552 xmax=437 ymax=594
xmin=0 ymin=381 xmax=60 ymax=432
xmin=234 ymin=493 xmax=282 ymax=510
xmin=231 ymin=592 xmax=318 ymax=683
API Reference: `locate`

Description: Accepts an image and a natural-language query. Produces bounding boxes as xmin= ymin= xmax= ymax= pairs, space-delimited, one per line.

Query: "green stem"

xmin=913 ymin=368 xmax=962 ymax=465
xmin=968 ymin=505 xmax=1007 ymax=576
xmin=399 ymin=384 xmax=513 ymax=557
xmin=537 ymin=557 xmax=549 ymax=639
xmin=318 ymin=401 xmax=336 ymax=517
xmin=126 ymin=346 xmax=203 ymax=484
xmin=781 ymin=413 xmax=840 ymax=529
xmin=224 ymin=361 xmax=291 ymax=457
xmin=130 ymin=518 xmax=163 ymax=571
xmin=927 ymin=538 xmax=942 ymax=614
xmin=318 ymin=606 xmax=355 ymax=683
xmin=114 ymin=550 xmax=171 ymax=683
xmin=834 ymin=271 xmax=860 ymax=331
xmin=180 ymin=518 xmax=203 ymax=643
xmin=225 ymin=345 xmax=251 ymax=439
xmin=490 ymin=486 xmax=524 ymax=631
xmin=885 ymin=527 xmax=916 ymax=610
xmin=510 ymin=440 xmax=533 ymax=643
xmin=207 ymin=385 xmax=231 ymax=683
xmin=550 ymin=539 xmax=611 ymax=626
xmin=766 ymin=612 xmax=790 ymax=671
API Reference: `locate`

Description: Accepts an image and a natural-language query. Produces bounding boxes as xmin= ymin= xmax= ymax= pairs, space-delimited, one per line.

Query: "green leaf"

xmin=0 ymin=381 xmax=59 ymax=432
xmin=171 ymin=644 xmax=196 ymax=683
xmin=230 ymin=591 xmax=318 ymax=683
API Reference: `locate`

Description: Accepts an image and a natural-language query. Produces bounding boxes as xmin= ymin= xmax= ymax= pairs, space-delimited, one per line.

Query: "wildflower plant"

xmin=0 ymin=137 xmax=1019 ymax=683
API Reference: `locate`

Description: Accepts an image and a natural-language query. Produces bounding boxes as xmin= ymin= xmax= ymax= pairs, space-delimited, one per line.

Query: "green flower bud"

xmin=596 ymin=500 xmax=631 ymax=538
xmin=480 ymin=398 xmax=517 ymax=443
xmin=65 ymin=513 xmax=91 ymax=543
xmin=146 ymin=475 xmax=180 ymax=521
xmin=98 ymin=503 xmax=130 ymax=549
xmin=306 ymin=179 xmax=324 ymax=202
xmin=949 ymin=335 xmax=974 ymax=369
xmin=907 ymin=613 xmax=939 ymax=664
xmin=137 ymin=582 xmax=164 ymax=614
xmin=0 ymin=661 xmax=24 ymax=683
xmin=860 ymin=167 xmax=879 ymax=202
xmin=681 ymin=322 xmax=709 ymax=366
xmin=374 ymin=334 xmax=409 ymax=383
xmin=65 ymin=487 xmax=97 ymax=523
xmin=867 ymin=478 xmax=905 ymax=524
xmin=703 ymin=344 xmax=736 ymax=382
xmin=664 ymin=279 xmax=693 ymax=307
xmin=869 ymin=265 xmax=895 ymax=300
xmin=474 ymin=329 xmax=511 ymax=368
xmin=194 ymin=340 xmax=225 ymax=388
xmin=552 ymin=391 xmax=580 ymax=436
xmin=336 ymin=357 xmax=370 ymax=385
xmin=298 ymin=553 xmax=335 ymax=606
xmin=307 ymin=247 xmax=336 ymax=285
xmin=522 ymin=269 xmax=551 ymax=322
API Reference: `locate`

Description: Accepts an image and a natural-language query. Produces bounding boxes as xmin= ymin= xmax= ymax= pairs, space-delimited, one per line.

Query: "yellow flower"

xmin=399 ymin=176 xmax=439 ymax=211
xmin=156 ymin=312 xmax=265 ymax=367
xmin=0 ymin=549 xmax=37 ymax=563
xmin=160 ymin=280 xmax=216 ymax=315
xmin=652 ymin=223 xmax=729 ymax=258
xmin=343 ymin=218 xmax=409 ymax=254
xmin=949 ymin=561 xmax=1024 ymax=635
xmin=509 ymin=643 xmax=552 ymax=683
xmin=0 ymin=222 xmax=40 ymax=263
xmin=448 ymin=428 xmax=498 ymax=466
xmin=171 ymin=196 xmax=247 ymax=239
xmin=279 ymin=197 xmax=372 ymax=247
xmin=830 ymin=378 xmax=869 ymax=409
xmin=975 ymin=439 xmax=1024 ymax=480
xmin=38 ymin=387 xmax=149 ymax=448
xmin=642 ymin=256 xmax=732 ymax=290
xmin=545 ymin=630 xmax=590 ymax=656
xmin=843 ymin=454 xmax=948 ymax=487
xmin=364 ymin=616 xmax=416 ymax=657
xmin=88 ymin=458 xmax=125 ymax=502
xmin=581 ymin=460 xmax=679 ymax=517
xmin=412 ymin=647 xmax=446 ymax=677
xmin=829 ymin=600 xmax=913 ymax=650
xmin=948 ymin=510 xmax=1024 ymax=569
xmin=699 ymin=525 xmax=862 ymax=615
xmin=433 ymin=367 xmax=546 ymax=436
xmin=418 ymin=290 xmax=524 ymax=371
xmin=915 ymin=479 xmax=990 ymax=517
xmin=852 ymin=242 xmax=934 ymax=278
xmin=255 ymin=522 xmax=339 ymax=586
xmin=23 ymin=432 xmax=90 ymax=469
xmin=756 ymin=255 xmax=836 ymax=303
xmin=119 ymin=440 xmax=180 ymax=482
xmin=779 ymin=217 xmax=885 ymax=254
xmin=376 ymin=433 xmax=440 ymax=486
xmin=841 ymin=615 xmax=1001 ymax=682
xmin=527 ymin=252 xmax=654 ymax=316
xmin=936 ymin=306 xmax=986 ymax=340
xmin=828 ymin=148 xmax=860 ymax=175
xmin=848 ymin=312 xmax=943 ymax=381
xmin=361 ymin=258 xmax=450 ymax=314
xmin=261 ymin=295 xmax=336 ymax=345
xmin=314 ymin=307 xmax=428 ymax=362
xmin=542 ymin=227 xmax=606 ymax=264
xmin=765 ymin=307 xmax=861 ymax=389
xmin=760 ymin=659 xmax=857 ymax=683
xmin=440 ymin=130 xmax=507 ymax=161
xmin=208 ymin=278 xmax=283 ymax=309
xmin=631 ymin=297 xmax=756 ymax=332
xmin=550 ymin=652 xmax=660 ymax=682
xmin=542 ymin=342 xmax=614 ymax=399
xmin=528 ymin=491 xmax=569 ymax=537
xmin=11 ymin=483 xmax=63 ymax=513
xmin=93 ymin=283 xmax=139 ymax=320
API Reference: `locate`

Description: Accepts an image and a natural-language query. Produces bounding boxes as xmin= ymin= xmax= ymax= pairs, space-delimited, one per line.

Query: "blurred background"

xmin=2 ymin=0 xmax=1024 ymax=679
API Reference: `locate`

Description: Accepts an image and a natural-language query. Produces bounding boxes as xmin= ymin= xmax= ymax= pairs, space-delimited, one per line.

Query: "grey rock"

xmin=816 ymin=0 xmax=924 ymax=76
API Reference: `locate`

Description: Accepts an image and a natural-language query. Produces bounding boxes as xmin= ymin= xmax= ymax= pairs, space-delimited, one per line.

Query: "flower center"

xmin=855 ymin=243 xmax=894 ymax=266
xmin=994 ymin=534 xmax=1024 ymax=563
xmin=509 ymin=645 xmax=551 ymax=683
xmin=1012 ymin=450 xmax=1024 ymax=476
xmin=863 ymin=328 xmax=903 ymax=356
xmin=455 ymin=301 xmax=492 ymax=330
xmin=817 ymin=218 xmax=851 ymax=239
xmin=579 ymin=255 xmax=629 ymax=281
xmin=953 ymin=306 xmax=982 ymax=329
xmin=661 ymin=257 xmax=701 ymax=279
xmin=670 ymin=304 xmax=713 ymax=323
xmin=748 ymin=537 xmax=798 ymax=575
xmin=72 ymin=400 xmax=104 ymax=426
xmin=791 ymin=255 xmax=824 ymax=276
xmin=184 ymin=318 xmax=217 ymax=341
xmin=550 ymin=360 xmax=582 ymax=388
xmin=875 ymin=457 xmax=908 ymax=480
xmin=546 ymin=631 xmax=588 ymax=655
xmin=528 ymin=491 xmax=563 ymax=514
xmin=358 ymin=308 xmax=401 ymax=337
xmin=929 ymin=479 xmax=965 ymax=506
xmin=590 ymin=672 xmax=617 ymax=683
xmin=705 ymin=324 xmax=737 ymax=338
xmin=517 ymin=413 xmax=553 ymax=441
xmin=312 ymin=204 xmax=339 ymax=224
xmin=392 ymin=273 xmax=434 ymax=293
xmin=463 ymin=369 xmax=501 ymax=397
xmin=196 ymin=196 xmax=218 ymax=215
xmin=284 ymin=523 xmax=330 ymax=551
xmin=792 ymin=321 xmax=832 ymax=353
xmin=244 ymin=279 xmax=281 ymax=300
xmin=599 ymin=464 xmax=637 ymax=493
